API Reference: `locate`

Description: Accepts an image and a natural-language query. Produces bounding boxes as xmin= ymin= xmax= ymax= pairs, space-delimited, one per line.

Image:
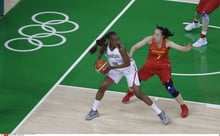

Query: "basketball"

xmin=95 ymin=60 xmax=109 ymax=74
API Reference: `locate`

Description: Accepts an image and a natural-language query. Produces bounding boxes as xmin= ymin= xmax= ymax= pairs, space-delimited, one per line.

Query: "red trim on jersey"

xmin=132 ymin=63 xmax=138 ymax=87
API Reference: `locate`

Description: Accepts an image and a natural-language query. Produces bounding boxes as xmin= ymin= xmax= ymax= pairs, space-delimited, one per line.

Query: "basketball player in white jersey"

xmin=85 ymin=31 xmax=169 ymax=125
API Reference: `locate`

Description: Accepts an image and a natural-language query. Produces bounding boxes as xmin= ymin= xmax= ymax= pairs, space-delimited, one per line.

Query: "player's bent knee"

xmin=164 ymin=80 xmax=179 ymax=97
xmin=201 ymin=11 xmax=209 ymax=24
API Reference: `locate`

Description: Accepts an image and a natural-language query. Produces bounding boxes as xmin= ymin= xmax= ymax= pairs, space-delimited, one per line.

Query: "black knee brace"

xmin=164 ymin=80 xmax=179 ymax=97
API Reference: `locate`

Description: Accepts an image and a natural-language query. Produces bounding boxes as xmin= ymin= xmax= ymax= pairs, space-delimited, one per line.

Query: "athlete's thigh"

xmin=138 ymin=63 xmax=154 ymax=81
xmin=197 ymin=0 xmax=208 ymax=13
xmin=101 ymin=75 xmax=115 ymax=87
xmin=124 ymin=61 xmax=140 ymax=87
xmin=107 ymin=69 xmax=123 ymax=84
xmin=203 ymin=0 xmax=220 ymax=14
xmin=157 ymin=65 xmax=172 ymax=84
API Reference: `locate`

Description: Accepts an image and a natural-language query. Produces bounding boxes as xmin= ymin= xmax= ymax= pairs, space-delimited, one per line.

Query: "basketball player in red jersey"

xmin=122 ymin=25 xmax=192 ymax=118
xmin=185 ymin=0 xmax=220 ymax=47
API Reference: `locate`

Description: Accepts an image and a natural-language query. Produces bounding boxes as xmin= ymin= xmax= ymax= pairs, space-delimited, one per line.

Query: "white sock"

xmin=201 ymin=31 xmax=207 ymax=35
xmin=150 ymin=103 xmax=162 ymax=114
xmin=92 ymin=99 xmax=100 ymax=111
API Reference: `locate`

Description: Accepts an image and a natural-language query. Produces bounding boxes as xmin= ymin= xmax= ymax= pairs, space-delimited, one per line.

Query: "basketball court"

xmin=0 ymin=0 xmax=220 ymax=134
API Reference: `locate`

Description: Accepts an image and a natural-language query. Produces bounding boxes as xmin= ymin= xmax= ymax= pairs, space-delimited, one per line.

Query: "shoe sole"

xmin=122 ymin=100 xmax=130 ymax=104
xmin=162 ymin=117 xmax=169 ymax=125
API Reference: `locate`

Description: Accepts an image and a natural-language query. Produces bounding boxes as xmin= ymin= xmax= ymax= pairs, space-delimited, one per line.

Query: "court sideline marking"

xmin=183 ymin=22 xmax=220 ymax=30
xmin=172 ymin=71 xmax=220 ymax=76
xmin=165 ymin=0 xmax=198 ymax=4
xmin=59 ymin=84 xmax=220 ymax=109
xmin=11 ymin=0 xmax=136 ymax=133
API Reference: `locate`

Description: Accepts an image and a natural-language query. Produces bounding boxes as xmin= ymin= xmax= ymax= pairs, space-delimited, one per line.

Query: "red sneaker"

xmin=180 ymin=104 xmax=189 ymax=118
xmin=122 ymin=91 xmax=134 ymax=103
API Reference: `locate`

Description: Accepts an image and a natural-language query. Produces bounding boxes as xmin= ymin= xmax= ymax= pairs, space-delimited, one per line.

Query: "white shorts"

xmin=107 ymin=60 xmax=140 ymax=87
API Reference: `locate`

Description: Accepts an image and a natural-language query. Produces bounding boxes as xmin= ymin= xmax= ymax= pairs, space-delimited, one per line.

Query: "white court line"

xmin=11 ymin=0 xmax=136 ymax=133
xmin=58 ymin=84 xmax=220 ymax=109
xmin=183 ymin=22 xmax=220 ymax=30
xmin=172 ymin=71 xmax=220 ymax=76
xmin=165 ymin=0 xmax=198 ymax=4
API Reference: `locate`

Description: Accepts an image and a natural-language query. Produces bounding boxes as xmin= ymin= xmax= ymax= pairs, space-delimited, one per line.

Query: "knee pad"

xmin=201 ymin=11 xmax=209 ymax=24
xmin=164 ymin=80 xmax=179 ymax=97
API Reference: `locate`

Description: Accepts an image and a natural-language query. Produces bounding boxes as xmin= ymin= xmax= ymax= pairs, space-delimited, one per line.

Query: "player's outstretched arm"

xmin=129 ymin=36 xmax=152 ymax=57
xmin=167 ymin=40 xmax=192 ymax=52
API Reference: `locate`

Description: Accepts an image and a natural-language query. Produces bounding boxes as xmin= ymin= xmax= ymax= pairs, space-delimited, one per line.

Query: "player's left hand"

xmin=185 ymin=43 xmax=193 ymax=51
xmin=104 ymin=65 xmax=112 ymax=74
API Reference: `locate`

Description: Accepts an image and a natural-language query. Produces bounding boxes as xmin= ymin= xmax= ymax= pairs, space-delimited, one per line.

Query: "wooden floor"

xmin=15 ymin=85 xmax=220 ymax=134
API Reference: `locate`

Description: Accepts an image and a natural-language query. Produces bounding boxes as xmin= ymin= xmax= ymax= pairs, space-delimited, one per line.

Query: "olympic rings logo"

xmin=4 ymin=11 xmax=79 ymax=52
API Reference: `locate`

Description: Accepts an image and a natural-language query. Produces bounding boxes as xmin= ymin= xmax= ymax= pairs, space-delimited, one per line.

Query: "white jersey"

xmin=105 ymin=44 xmax=140 ymax=87
xmin=106 ymin=45 xmax=124 ymax=67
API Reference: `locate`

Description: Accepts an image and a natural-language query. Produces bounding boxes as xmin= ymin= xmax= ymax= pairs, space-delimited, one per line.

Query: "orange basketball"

xmin=95 ymin=60 xmax=109 ymax=74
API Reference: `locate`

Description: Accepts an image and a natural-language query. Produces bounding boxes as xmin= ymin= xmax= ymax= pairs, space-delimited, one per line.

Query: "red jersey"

xmin=146 ymin=39 xmax=170 ymax=66
xmin=138 ymin=38 xmax=172 ymax=83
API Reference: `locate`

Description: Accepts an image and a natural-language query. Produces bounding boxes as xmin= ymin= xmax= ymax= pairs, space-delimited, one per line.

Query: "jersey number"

xmin=157 ymin=54 xmax=161 ymax=60
xmin=112 ymin=62 xmax=119 ymax=66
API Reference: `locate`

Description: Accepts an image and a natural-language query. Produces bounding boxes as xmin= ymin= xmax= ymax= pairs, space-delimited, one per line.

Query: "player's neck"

xmin=156 ymin=41 xmax=163 ymax=48
xmin=109 ymin=45 xmax=116 ymax=51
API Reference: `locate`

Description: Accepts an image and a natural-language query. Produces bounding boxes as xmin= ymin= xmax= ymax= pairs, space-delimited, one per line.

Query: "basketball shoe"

xmin=85 ymin=109 xmax=99 ymax=120
xmin=122 ymin=91 xmax=134 ymax=103
xmin=180 ymin=104 xmax=189 ymax=118
xmin=158 ymin=110 xmax=169 ymax=125
xmin=192 ymin=38 xmax=207 ymax=47
xmin=185 ymin=22 xmax=200 ymax=31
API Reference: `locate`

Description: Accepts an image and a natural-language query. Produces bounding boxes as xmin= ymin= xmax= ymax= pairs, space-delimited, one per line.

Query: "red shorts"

xmin=197 ymin=0 xmax=220 ymax=14
xmin=138 ymin=62 xmax=172 ymax=84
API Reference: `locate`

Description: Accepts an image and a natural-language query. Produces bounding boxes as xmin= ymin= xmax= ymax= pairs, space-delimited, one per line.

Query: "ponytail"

xmin=156 ymin=25 xmax=174 ymax=39
xmin=89 ymin=45 xmax=98 ymax=54
xmin=89 ymin=36 xmax=107 ymax=54
xmin=89 ymin=31 xmax=117 ymax=54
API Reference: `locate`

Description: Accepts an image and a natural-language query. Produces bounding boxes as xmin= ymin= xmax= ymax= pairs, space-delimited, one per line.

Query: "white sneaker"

xmin=192 ymin=38 xmax=208 ymax=47
xmin=185 ymin=22 xmax=200 ymax=31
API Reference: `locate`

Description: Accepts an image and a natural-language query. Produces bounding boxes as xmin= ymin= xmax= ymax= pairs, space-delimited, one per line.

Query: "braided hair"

xmin=156 ymin=25 xmax=174 ymax=39
xmin=89 ymin=31 xmax=117 ymax=54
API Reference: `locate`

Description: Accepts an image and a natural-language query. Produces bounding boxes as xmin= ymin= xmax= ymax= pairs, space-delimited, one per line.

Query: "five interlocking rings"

xmin=4 ymin=11 xmax=79 ymax=52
